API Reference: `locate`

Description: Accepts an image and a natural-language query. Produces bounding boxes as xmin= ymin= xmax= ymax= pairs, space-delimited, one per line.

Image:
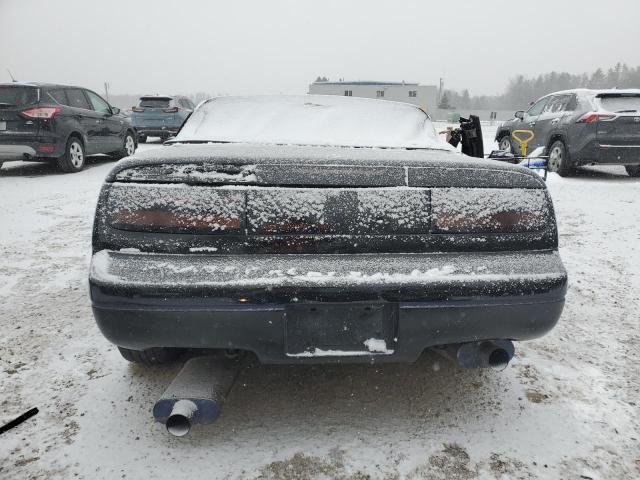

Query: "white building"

xmin=308 ymin=80 xmax=438 ymax=112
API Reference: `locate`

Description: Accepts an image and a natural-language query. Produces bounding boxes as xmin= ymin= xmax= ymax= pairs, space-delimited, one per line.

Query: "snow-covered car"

xmin=89 ymin=95 xmax=567 ymax=367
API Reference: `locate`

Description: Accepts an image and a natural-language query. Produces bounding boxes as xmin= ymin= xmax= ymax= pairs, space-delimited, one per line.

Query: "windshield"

xmin=175 ymin=95 xmax=450 ymax=150
xmin=139 ymin=97 xmax=172 ymax=108
xmin=0 ymin=86 xmax=38 ymax=107
xmin=597 ymin=94 xmax=640 ymax=112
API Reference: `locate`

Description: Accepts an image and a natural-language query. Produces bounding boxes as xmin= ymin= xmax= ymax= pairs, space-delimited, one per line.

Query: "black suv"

xmin=0 ymin=82 xmax=137 ymax=173
xmin=495 ymin=89 xmax=640 ymax=177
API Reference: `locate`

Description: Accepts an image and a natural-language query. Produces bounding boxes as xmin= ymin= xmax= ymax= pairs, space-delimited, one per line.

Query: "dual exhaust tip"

xmin=155 ymin=340 xmax=514 ymax=437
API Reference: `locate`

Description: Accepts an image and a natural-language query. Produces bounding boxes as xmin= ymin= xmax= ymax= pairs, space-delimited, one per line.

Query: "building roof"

xmin=312 ymin=80 xmax=420 ymax=87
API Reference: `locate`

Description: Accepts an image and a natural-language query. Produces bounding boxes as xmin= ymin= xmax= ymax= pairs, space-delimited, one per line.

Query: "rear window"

xmin=139 ymin=97 xmax=172 ymax=108
xmin=175 ymin=95 xmax=450 ymax=150
xmin=0 ymin=86 xmax=38 ymax=107
xmin=597 ymin=94 xmax=640 ymax=113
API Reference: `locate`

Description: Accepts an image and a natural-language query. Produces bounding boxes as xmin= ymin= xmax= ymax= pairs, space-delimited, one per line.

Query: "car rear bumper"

xmin=576 ymin=142 xmax=640 ymax=166
xmin=0 ymin=138 xmax=64 ymax=160
xmin=0 ymin=144 xmax=37 ymax=161
xmin=134 ymin=127 xmax=180 ymax=137
xmin=89 ymin=250 xmax=567 ymax=363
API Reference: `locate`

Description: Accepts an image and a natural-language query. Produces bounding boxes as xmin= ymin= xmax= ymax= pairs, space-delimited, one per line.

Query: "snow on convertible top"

xmin=174 ymin=95 xmax=453 ymax=150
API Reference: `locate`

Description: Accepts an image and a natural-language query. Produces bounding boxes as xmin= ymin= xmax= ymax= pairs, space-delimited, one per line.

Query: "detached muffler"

xmin=153 ymin=356 xmax=242 ymax=436
xmin=435 ymin=340 xmax=515 ymax=370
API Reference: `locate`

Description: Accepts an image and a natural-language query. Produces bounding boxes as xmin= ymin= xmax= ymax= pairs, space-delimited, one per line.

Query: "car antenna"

xmin=7 ymin=69 xmax=17 ymax=82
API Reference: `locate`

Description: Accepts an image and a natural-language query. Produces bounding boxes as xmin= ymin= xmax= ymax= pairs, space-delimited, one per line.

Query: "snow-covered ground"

xmin=1 ymin=127 xmax=639 ymax=479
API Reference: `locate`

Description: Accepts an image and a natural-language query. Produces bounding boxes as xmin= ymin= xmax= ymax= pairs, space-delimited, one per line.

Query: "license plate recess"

xmin=285 ymin=303 xmax=398 ymax=355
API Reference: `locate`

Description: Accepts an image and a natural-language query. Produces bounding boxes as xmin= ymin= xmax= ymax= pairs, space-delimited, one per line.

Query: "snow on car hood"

xmin=173 ymin=95 xmax=453 ymax=150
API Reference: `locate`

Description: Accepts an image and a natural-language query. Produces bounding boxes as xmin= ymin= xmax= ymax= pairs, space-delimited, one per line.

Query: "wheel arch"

xmin=66 ymin=131 xmax=86 ymax=148
xmin=495 ymin=127 xmax=511 ymax=141
xmin=547 ymin=133 xmax=567 ymax=152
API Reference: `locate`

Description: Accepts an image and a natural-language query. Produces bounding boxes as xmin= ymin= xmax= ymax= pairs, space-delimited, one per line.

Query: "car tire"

xmin=138 ymin=134 xmax=147 ymax=144
xmin=111 ymin=132 xmax=136 ymax=160
xmin=57 ymin=137 xmax=86 ymax=173
xmin=117 ymin=346 xmax=181 ymax=365
xmin=547 ymin=140 xmax=572 ymax=177
xmin=498 ymin=135 xmax=513 ymax=154
xmin=625 ymin=165 xmax=640 ymax=177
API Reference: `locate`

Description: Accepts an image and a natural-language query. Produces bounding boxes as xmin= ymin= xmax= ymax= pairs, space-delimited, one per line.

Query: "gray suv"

xmin=496 ymin=89 xmax=640 ymax=177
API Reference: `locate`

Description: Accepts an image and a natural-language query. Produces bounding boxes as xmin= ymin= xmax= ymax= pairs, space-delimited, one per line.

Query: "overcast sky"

xmin=1 ymin=0 xmax=639 ymax=96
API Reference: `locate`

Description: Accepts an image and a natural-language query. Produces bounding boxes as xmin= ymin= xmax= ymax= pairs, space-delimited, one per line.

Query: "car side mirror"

xmin=515 ymin=110 xmax=524 ymax=120
xmin=111 ymin=106 xmax=121 ymax=115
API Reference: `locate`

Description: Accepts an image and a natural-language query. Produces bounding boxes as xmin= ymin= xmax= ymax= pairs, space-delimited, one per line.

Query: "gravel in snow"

xmin=0 ymin=129 xmax=639 ymax=479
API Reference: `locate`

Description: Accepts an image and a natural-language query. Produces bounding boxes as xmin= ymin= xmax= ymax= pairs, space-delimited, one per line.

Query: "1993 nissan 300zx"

xmin=89 ymin=95 xmax=567 ymax=368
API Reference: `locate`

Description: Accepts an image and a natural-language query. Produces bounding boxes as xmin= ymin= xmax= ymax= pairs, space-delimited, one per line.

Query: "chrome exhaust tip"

xmin=165 ymin=400 xmax=197 ymax=437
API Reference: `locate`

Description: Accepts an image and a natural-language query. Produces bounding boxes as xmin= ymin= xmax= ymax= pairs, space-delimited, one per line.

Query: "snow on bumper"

xmin=89 ymin=250 xmax=567 ymax=363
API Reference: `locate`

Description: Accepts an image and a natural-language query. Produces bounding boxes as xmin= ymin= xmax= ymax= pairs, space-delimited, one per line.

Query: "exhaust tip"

xmin=166 ymin=414 xmax=192 ymax=437
xmin=488 ymin=348 xmax=511 ymax=370
xmin=165 ymin=399 xmax=197 ymax=437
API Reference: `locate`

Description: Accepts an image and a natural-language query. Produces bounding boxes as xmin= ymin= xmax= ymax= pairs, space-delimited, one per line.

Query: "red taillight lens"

xmin=20 ymin=107 xmax=60 ymax=119
xmin=36 ymin=145 xmax=55 ymax=152
xmin=107 ymin=184 xmax=245 ymax=234
xmin=163 ymin=107 xmax=179 ymax=113
xmin=576 ymin=112 xmax=617 ymax=123
xmin=432 ymin=188 xmax=550 ymax=233
xmin=132 ymin=106 xmax=144 ymax=112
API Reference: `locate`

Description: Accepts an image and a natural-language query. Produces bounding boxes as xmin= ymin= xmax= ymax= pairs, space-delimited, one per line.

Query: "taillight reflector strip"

xmin=20 ymin=106 xmax=60 ymax=119
xmin=432 ymin=188 xmax=550 ymax=233
xmin=576 ymin=112 xmax=617 ymax=123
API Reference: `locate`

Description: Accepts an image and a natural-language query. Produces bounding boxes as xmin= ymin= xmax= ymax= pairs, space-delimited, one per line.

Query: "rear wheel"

xmin=547 ymin=140 xmax=572 ymax=177
xmin=625 ymin=165 xmax=640 ymax=177
xmin=111 ymin=132 xmax=136 ymax=160
xmin=117 ymin=347 xmax=181 ymax=365
xmin=138 ymin=134 xmax=147 ymax=143
xmin=57 ymin=137 xmax=85 ymax=173
xmin=498 ymin=135 xmax=513 ymax=153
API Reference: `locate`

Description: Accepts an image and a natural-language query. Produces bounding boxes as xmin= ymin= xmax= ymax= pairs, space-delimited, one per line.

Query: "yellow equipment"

xmin=511 ymin=130 xmax=535 ymax=157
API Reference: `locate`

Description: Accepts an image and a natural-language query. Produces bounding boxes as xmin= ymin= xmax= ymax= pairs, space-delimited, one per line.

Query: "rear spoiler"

xmin=595 ymin=92 xmax=640 ymax=98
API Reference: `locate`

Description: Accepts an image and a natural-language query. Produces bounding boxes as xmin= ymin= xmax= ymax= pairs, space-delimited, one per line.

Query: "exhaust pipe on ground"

xmin=434 ymin=340 xmax=515 ymax=370
xmin=153 ymin=355 xmax=242 ymax=436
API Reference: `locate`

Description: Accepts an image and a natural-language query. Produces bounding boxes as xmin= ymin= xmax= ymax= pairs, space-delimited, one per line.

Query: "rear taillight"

xmin=576 ymin=112 xmax=617 ymax=123
xmin=431 ymin=188 xmax=550 ymax=233
xmin=106 ymin=184 xmax=245 ymax=234
xmin=132 ymin=106 xmax=144 ymax=112
xmin=20 ymin=106 xmax=60 ymax=119
xmin=163 ymin=107 xmax=179 ymax=113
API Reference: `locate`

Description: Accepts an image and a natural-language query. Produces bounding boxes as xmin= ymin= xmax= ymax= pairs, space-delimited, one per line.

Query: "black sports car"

xmin=89 ymin=95 xmax=567 ymax=367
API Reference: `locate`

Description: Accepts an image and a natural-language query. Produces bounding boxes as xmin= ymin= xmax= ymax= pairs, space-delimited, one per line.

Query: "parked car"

xmin=89 ymin=95 xmax=567 ymax=367
xmin=496 ymin=89 xmax=640 ymax=177
xmin=0 ymin=82 xmax=137 ymax=173
xmin=130 ymin=95 xmax=194 ymax=143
